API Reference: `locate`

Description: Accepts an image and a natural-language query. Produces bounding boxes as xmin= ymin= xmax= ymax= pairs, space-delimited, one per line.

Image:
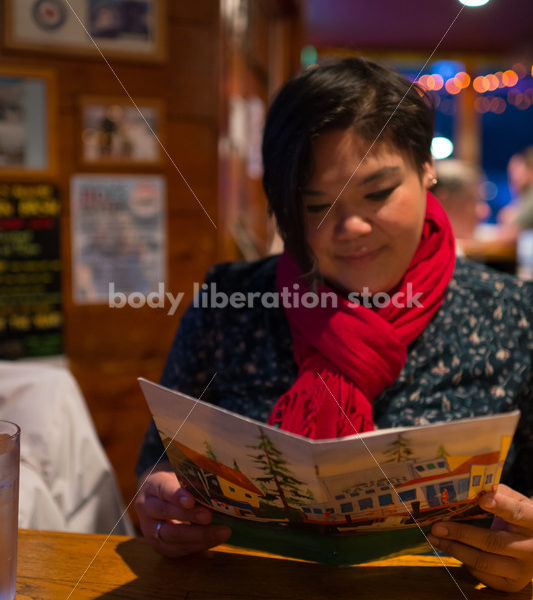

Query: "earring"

xmin=429 ymin=176 xmax=438 ymax=186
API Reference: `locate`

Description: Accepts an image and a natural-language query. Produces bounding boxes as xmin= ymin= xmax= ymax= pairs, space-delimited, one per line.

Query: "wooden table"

xmin=17 ymin=529 xmax=533 ymax=599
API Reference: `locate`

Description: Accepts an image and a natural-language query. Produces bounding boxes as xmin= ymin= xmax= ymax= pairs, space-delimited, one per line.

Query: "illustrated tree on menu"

xmin=437 ymin=444 xmax=450 ymax=458
xmin=383 ymin=433 xmax=414 ymax=463
xmin=247 ymin=428 xmax=313 ymax=516
xmin=204 ymin=441 xmax=217 ymax=461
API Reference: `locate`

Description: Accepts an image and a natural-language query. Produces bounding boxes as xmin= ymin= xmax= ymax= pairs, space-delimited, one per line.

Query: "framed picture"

xmin=70 ymin=174 xmax=166 ymax=304
xmin=79 ymin=96 xmax=164 ymax=166
xmin=3 ymin=0 xmax=166 ymax=62
xmin=0 ymin=66 xmax=57 ymax=179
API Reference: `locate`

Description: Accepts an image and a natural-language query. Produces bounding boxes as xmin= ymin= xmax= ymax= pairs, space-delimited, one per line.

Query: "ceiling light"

xmin=431 ymin=137 xmax=454 ymax=160
xmin=458 ymin=0 xmax=491 ymax=6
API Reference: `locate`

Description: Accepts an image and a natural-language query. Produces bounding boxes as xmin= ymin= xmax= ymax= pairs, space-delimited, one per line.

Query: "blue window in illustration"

xmin=472 ymin=475 xmax=481 ymax=486
xmin=426 ymin=463 xmax=436 ymax=470
xmin=378 ymin=494 xmax=393 ymax=507
xmin=365 ymin=489 xmax=374 ymax=494
xmin=358 ymin=498 xmax=373 ymax=510
xmin=229 ymin=486 xmax=235 ymax=492
xmin=313 ymin=508 xmax=323 ymax=514
xmin=335 ymin=494 xmax=346 ymax=500
xmin=399 ymin=489 xmax=417 ymax=502
xmin=302 ymin=507 xmax=311 ymax=514
xmin=486 ymin=473 xmax=493 ymax=484
xmin=340 ymin=502 xmax=354 ymax=513
xmin=437 ymin=461 xmax=446 ymax=468
xmin=425 ymin=485 xmax=440 ymax=507
xmin=416 ymin=465 xmax=425 ymax=472
xmin=458 ymin=478 xmax=470 ymax=495
xmin=244 ymin=493 xmax=251 ymax=498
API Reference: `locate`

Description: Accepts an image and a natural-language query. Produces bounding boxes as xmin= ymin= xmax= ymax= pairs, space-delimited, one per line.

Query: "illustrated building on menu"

xmin=162 ymin=432 xmax=512 ymax=528
xmin=300 ymin=435 xmax=512 ymax=525
xmin=163 ymin=437 xmax=264 ymax=518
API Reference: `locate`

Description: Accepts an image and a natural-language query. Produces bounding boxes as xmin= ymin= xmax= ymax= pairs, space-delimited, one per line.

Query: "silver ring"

xmin=155 ymin=520 xmax=163 ymax=542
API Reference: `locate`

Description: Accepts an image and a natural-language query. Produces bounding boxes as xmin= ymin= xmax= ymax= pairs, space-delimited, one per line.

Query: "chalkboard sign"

xmin=0 ymin=183 xmax=62 ymax=359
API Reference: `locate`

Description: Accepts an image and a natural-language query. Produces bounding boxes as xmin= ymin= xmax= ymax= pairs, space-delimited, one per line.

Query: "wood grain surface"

xmin=17 ymin=529 xmax=533 ymax=599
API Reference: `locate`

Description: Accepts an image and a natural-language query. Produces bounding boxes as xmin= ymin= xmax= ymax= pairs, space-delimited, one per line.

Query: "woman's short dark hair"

xmin=262 ymin=57 xmax=435 ymax=276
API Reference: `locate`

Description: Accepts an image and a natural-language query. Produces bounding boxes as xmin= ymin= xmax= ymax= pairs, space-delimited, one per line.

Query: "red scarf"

xmin=267 ymin=192 xmax=455 ymax=439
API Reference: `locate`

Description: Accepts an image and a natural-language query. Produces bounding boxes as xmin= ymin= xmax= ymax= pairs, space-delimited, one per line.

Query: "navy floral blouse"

xmin=136 ymin=255 xmax=533 ymax=496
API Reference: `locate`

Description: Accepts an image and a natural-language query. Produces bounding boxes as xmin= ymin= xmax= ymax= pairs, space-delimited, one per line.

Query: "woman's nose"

xmin=335 ymin=213 xmax=372 ymax=238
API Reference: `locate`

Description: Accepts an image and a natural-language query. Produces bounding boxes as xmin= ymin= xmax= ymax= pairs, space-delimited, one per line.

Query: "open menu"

xmin=138 ymin=378 xmax=520 ymax=565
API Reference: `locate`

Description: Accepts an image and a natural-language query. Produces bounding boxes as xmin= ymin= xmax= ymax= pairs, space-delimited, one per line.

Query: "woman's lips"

xmin=335 ymin=248 xmax=382 ymax=266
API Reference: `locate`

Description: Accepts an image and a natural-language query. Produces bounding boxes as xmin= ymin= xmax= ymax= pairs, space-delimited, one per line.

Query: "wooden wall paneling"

xmin=0 ymin=0 xmax=223 ymax=526
xmin=166 ymin=120 xmax=219 ymax=207
xmin=217 ymin=0 xmax=302 ymax=260
xmin=167 ymin=24 xmax=220 ymax=119
xmin=246 ymin=1 xmax=270 ymax=78
xmin=0 ymin=0 xmax=304 ymax=527
xmin=169 ymin=0 xmax=219 ymax=24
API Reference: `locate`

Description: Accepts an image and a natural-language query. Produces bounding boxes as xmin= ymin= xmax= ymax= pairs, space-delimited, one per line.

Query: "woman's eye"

xmin=365 ymin=186 xmax=398 ymax=201
xmin=306 ymin=203 xmax=331 ymax=213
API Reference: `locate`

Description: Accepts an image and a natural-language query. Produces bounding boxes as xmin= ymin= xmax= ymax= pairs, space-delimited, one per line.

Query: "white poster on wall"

xmin=71 ymin=174 xmax=166 ymax=304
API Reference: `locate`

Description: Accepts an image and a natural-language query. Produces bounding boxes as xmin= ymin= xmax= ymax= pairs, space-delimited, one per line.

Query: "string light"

xmin=513 ymin=63 xmax=527 ymax=78
xmin=502 ymin=70 xmax=518 ymax=87
xmin=432 ymin=74 xmax=444 ymax=90
xmin=414 ymin=62 xmax=531 ymax=115
xmin=455 ymin=71 xmax=471 ymax=88
xmin=417 ymin=64 xmax=530 ymax=97
xmin=473 ymin=76 xmax=488 ymax=93
xmin=445 ymin=78 xmax=461 ymax=94
xmin=490 ymin=97 xmax=506 ymax=114
xmin=474 ymin=97 xmax=490 ymax=113
xmin=486 ymin=74 xmax=499 ymax=91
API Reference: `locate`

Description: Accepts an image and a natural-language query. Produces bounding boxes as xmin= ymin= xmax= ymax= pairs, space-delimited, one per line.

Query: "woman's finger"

xmin=427 ymin=535 xmax=521 ymax=581
xmin=175 ymin=487 xmax=196 ymax=509
xmin=152 ymin=521 xmax=232 ymax=557
xmin=430 ymin=521 xmax=530 ymax=559
xmin=143 ymin=495 xmax=213 ymax=524
xmin=480 ymin=488 xmax=533 ymax=529
xmin=137 ymin=471 xmax=213 ymax=524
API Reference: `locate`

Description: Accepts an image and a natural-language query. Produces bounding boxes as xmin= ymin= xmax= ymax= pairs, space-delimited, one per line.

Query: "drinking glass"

xmin=0 ymin=421 xmax=20 ymax=600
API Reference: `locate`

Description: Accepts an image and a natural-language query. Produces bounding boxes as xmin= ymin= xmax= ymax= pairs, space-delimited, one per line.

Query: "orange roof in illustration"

xmin=172 ymin=439 xmax=263 ymax=496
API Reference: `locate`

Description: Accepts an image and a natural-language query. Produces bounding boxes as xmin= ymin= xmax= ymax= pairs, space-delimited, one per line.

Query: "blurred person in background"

xmin=509 ymin=147 xmax=533 ymax=231
xmin=432 ymin=159 xmax=489 ymax=256
xmin=498 ymin=147 xmax=533 ymax=241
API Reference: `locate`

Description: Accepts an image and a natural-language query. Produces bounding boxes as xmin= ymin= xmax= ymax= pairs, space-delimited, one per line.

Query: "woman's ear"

xmin=422 ymin=160 xmax=437 ymax=189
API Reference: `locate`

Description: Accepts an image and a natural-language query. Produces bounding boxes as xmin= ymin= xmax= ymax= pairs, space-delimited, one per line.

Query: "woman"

xmin=135 ymin=58 xmax=533 ymax=592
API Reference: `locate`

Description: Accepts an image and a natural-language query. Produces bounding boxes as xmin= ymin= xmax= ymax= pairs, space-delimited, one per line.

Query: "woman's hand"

xmin=135 ymin=463 xmax=232 ymax=558
xmin=427 ymin=484 xmax=533 ymax=592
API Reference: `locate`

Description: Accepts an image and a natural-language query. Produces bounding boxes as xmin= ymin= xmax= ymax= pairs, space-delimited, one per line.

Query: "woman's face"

xmin=303 ymin=128 xmax=435 ymax=295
